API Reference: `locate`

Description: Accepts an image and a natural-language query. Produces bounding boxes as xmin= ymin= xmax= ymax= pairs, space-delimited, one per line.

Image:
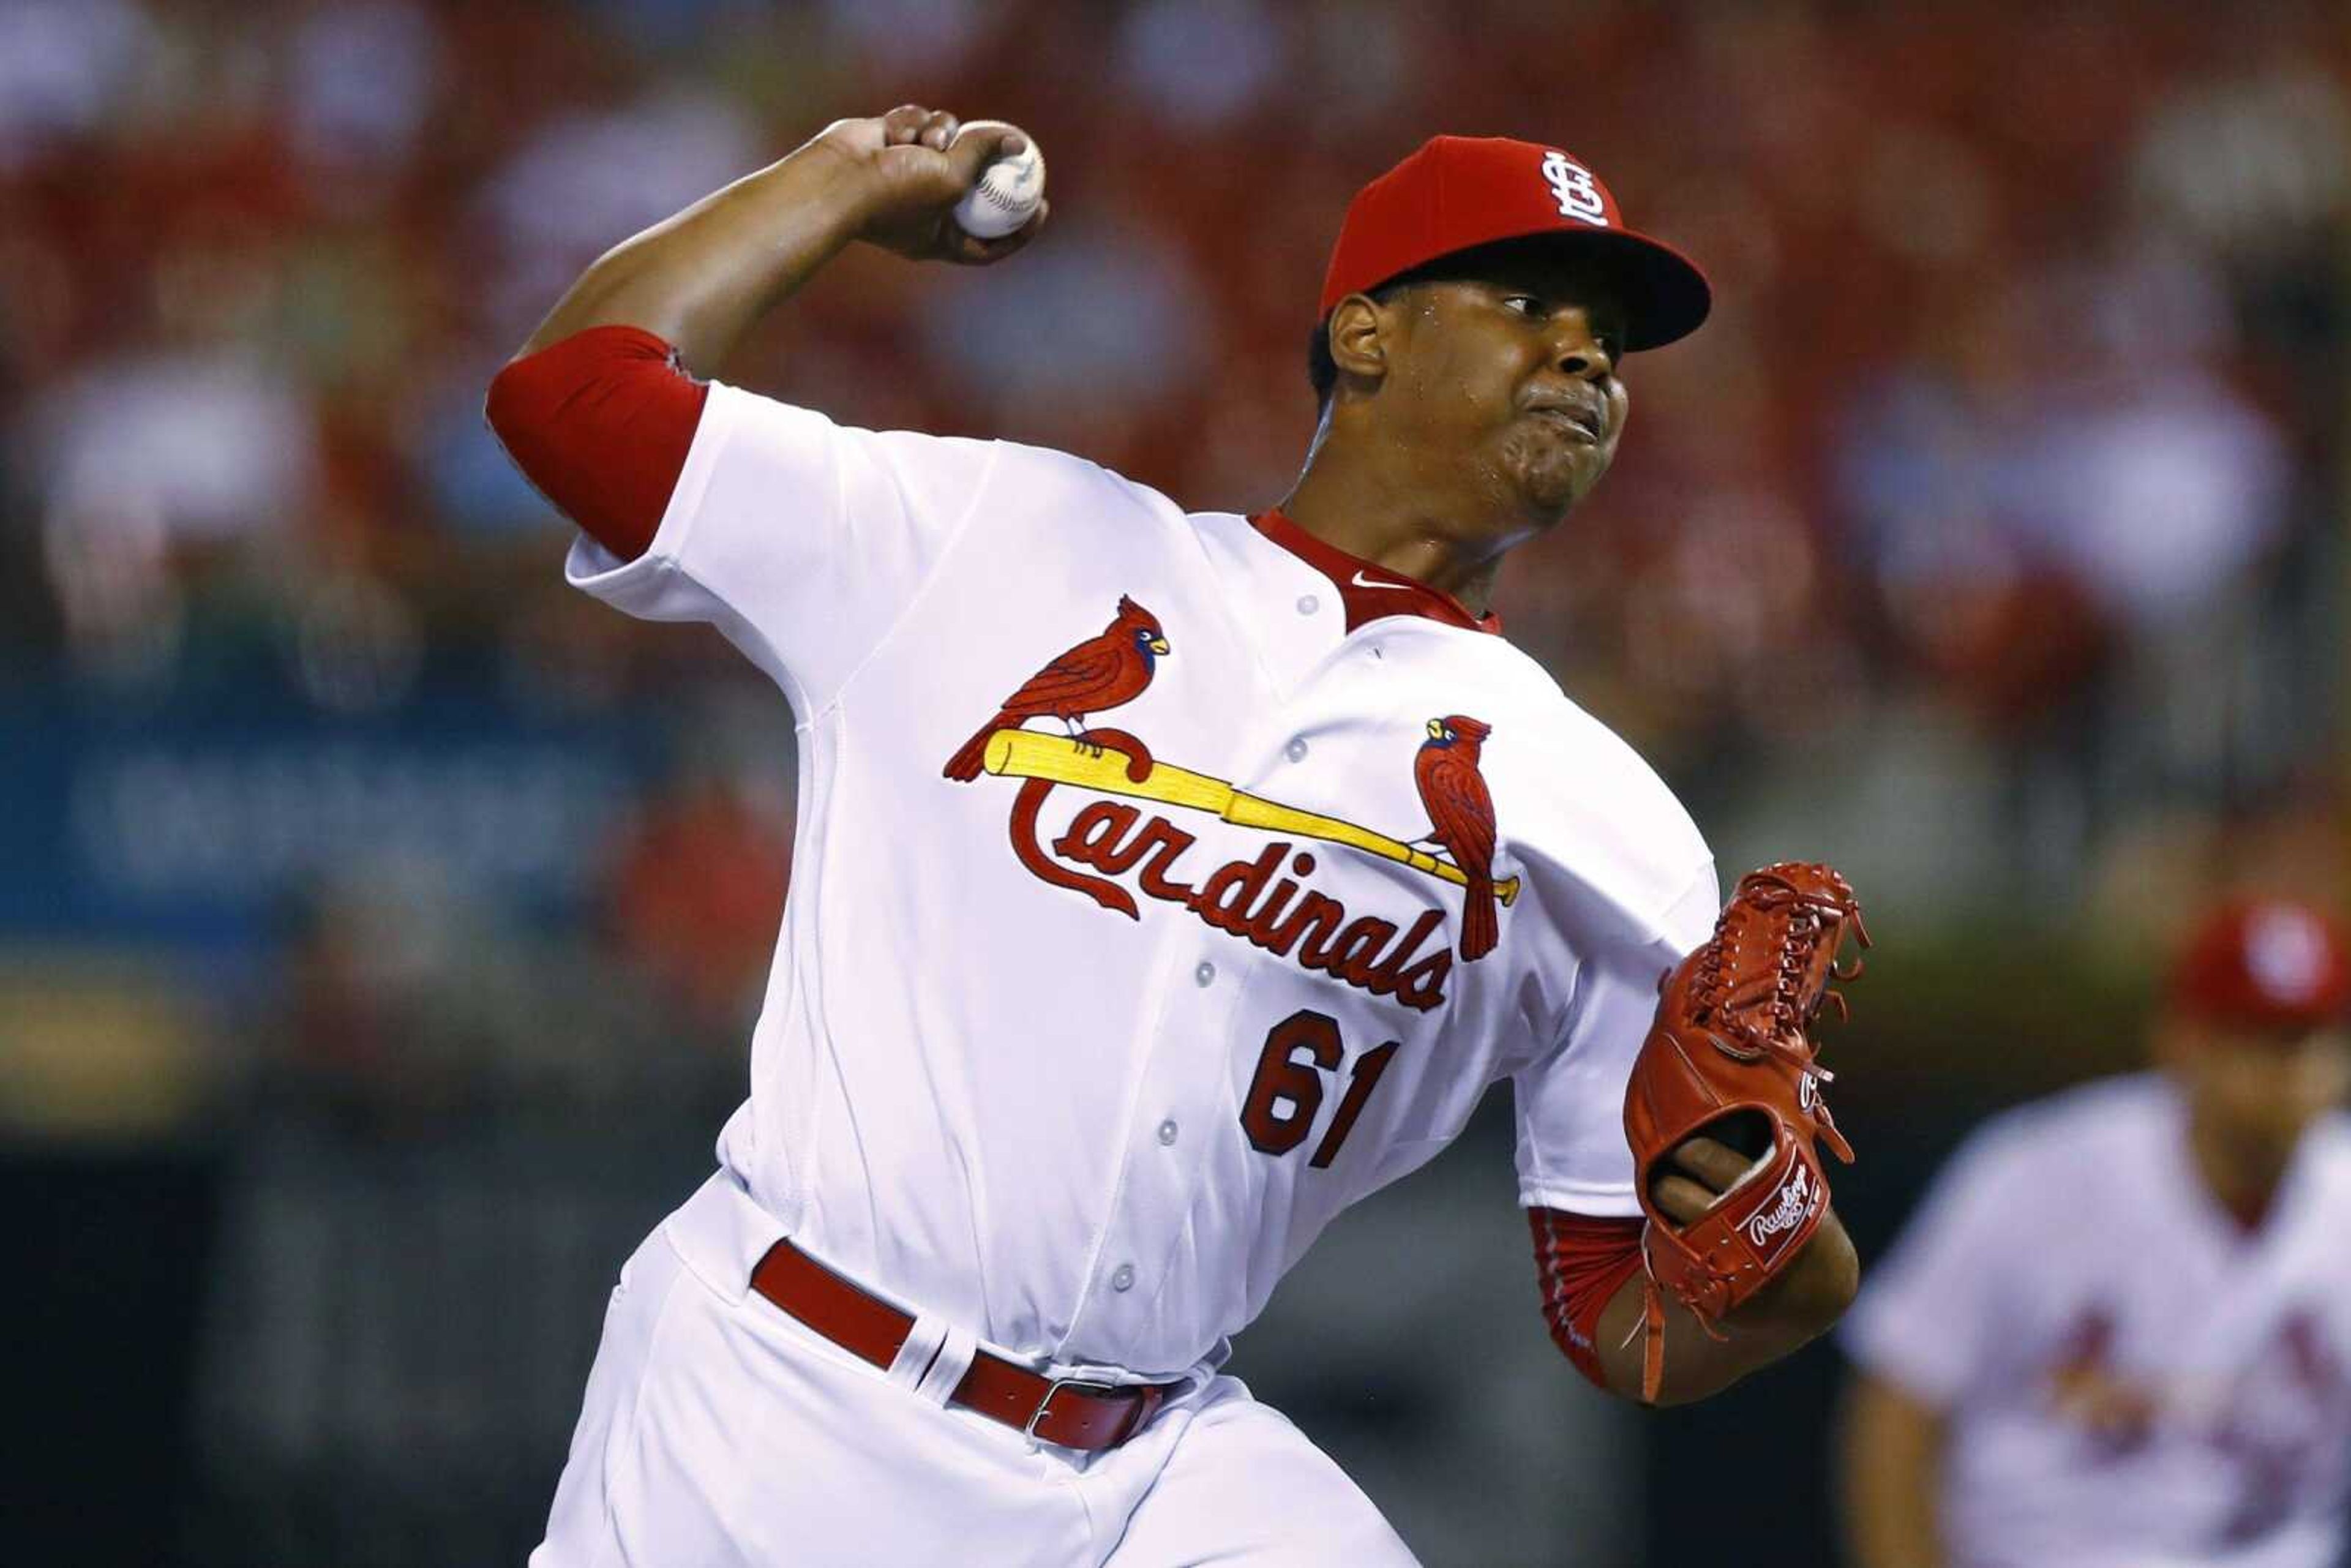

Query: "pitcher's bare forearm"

xmin=516 ymin=107 xmax=1044 ymax=375
xmin=519 ymin=146 xmax=866 ymax=371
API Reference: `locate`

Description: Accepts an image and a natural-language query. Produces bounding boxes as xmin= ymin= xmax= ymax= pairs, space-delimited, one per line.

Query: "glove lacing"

xmin=1686 ymin=868 xmax=1869 ymax=1155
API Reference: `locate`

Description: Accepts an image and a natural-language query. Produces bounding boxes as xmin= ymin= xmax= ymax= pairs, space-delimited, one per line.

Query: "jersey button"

xmin=1194 ymin=961 xmax=1215 ymax=987
xmin=1284 ymin=737 xmax=1309 ymax=763
xmin=1296 ymin=594 xmax=1319 ymax=615
xmin=1157 ymin=1119 xmax=1179 ymax=1146
xmin=1111 ymin=1263 xmax=1136 ymax=1292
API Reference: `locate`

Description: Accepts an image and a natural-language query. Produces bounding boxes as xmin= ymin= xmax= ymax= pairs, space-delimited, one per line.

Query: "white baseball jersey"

xmin=566 ymin=380 xmax=1717 ymax=1378
xmin=1843 ymin=1075 xmax=2351 ymax=1568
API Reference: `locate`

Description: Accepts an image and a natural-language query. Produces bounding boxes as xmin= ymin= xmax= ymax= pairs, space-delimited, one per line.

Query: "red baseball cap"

xmin=1318 ymin=135 xmax=1712 ymax=351
xmin=2170 ymin=897 xmax=2351 ymax=1030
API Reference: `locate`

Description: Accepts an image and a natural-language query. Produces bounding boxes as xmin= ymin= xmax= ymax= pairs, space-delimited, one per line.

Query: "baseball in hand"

xmin=952 ymin=122 xmax=1044 ymax=239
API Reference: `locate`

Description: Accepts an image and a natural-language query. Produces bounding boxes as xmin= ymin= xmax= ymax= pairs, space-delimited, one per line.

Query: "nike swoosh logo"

xmin=1351 ymin=571 xmax=1414 ymax=591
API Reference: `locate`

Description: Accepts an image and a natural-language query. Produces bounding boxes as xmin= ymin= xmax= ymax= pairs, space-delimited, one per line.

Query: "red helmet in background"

xmin=2170 ymin=898 xmax=2351 ymax=1032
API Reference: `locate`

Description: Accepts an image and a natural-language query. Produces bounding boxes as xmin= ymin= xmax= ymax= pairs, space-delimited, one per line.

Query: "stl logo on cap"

xmin=2247 ymin=906 xmax=2333 ymax=1007
xmin=1540 ymin=151 xmax=1609 ymax=227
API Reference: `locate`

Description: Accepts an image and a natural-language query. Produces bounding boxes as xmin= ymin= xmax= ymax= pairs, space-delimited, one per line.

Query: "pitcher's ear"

xmin=1327 ymin=292 xmax=1392 ymax=384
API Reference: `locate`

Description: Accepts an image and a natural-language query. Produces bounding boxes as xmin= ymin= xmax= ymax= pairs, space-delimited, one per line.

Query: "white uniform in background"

xmin=529 ymin=380 xmax=1716 ymax=1566
xmin=1843 ymin=1074 xmax=2351 ymax=1568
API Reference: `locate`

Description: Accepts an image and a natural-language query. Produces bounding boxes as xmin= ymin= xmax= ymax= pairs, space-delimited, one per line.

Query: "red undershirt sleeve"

xmin=1529 ymin=1207 xmax=1648 ymax=1391
xmin=484 ymin=324 xmax=710 ymax=563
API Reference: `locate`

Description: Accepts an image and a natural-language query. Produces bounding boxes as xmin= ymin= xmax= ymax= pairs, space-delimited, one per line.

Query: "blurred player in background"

xmin=1839 ymin=897 xmax=2351 ymax=1568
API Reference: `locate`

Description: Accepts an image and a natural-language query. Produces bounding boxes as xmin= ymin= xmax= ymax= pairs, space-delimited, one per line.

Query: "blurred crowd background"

xmin=2 ymin=0 xmax=2344 ymax=1563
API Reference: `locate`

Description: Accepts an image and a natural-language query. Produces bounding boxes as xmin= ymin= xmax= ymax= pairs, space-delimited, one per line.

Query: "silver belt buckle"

xmin=1024 ymin=1375 xmax=1121 ymax=1444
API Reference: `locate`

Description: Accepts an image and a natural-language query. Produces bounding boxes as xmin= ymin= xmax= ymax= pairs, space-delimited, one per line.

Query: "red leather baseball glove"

xmin=1622 ymin=863 xmax=1868 ymax=1401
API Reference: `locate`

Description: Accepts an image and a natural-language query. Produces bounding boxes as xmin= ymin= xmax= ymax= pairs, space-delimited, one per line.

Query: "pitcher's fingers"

xmin=1670 ymin=1135 xmax=1758 ymax=1192
xmin=881 ymin=104 xmax=933 ymax=144
xmin=1651 ymin=1172 xmax=1722 ymax=1225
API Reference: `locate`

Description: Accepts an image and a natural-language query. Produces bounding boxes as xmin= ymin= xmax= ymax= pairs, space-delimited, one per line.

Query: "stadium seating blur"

xmin=2 ymin=2 xmax=2341 ymax=1562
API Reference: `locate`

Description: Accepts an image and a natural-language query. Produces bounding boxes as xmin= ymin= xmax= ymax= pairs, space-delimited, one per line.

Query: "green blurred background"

xmin=2 ymin=1 xmax=2343 ymax=1562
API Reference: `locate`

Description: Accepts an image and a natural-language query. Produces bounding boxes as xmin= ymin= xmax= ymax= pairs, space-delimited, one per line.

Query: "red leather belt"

xmin=749 ymin=1238 xmax=1180 ymax=1452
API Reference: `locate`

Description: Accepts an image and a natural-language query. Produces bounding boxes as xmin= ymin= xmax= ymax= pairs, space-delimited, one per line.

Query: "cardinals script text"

xmin=1022 ymin=793 xmax=1455 ymax=1011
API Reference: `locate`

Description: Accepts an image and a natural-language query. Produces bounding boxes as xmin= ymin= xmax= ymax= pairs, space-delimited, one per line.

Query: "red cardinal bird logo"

xmin=943 ymin=596 xmax=1171 ymax=781
xmin=1413 ymin=714 xmax=1499 ymax=961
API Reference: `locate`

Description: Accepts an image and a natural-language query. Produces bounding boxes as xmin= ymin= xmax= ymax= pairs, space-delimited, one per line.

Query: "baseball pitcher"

xmin=489 ymin=105 xmax=1866 ymax=1564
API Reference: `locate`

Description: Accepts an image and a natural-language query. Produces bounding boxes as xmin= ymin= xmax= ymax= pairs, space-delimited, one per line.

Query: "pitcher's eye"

xmin=1502 ymin=294 xmax=1543 ymax=317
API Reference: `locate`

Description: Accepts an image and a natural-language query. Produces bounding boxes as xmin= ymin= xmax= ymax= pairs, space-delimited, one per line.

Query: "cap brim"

xmin=1329 ymin=224 xmax=1712 ymax=350
xmin=1504 ymin=226 xmax=1712 ymax=351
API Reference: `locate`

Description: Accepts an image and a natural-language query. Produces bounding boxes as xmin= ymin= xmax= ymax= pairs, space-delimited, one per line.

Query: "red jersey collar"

xmin=1249 ymin=508 xmax=1503 ymax=636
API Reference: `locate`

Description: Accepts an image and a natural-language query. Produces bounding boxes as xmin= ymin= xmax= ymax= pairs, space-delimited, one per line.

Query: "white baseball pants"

xmin=530 ymin=1174 xmax=1419 ymax=1566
